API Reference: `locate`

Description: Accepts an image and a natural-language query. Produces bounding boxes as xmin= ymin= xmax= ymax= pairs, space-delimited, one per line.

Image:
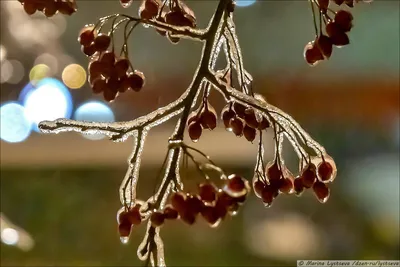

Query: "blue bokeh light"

xmin=236 ymin=0 xmax=256 ymax=7
xmin=74 ymin=101 xmax=115 ymax=140
xmin=0 ymin=102 xmax=32 ymax=143
xmin=23 ymin=78 xmax=73 ymax=132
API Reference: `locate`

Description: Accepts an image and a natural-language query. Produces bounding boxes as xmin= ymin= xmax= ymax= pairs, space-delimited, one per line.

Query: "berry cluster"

xmin=253 ymin=155 xmax=336 ymax=207
xmin=149 ymin=174 xmax=250 ymax=228
xmin=117 ymin=203 xmax=143 ymax=240
xmin=146 ymin=0 xmax=197 ymax=44
xmin=78 ymin=25 xmax=145 ymax=102
xmin=187 ymin=101 xmax=217 ymax=142
xmin=304 ymin=0 xmax=356 ymax=66
xmin=18 ymin=0 xmax=77 ymax=17
xmin=221 ymin=102 xmax=270 ymax=142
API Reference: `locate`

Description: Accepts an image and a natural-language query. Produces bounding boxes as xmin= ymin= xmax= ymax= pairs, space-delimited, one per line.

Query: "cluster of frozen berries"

xmin=150 ymin=174 xmax=250 ymax=228
xmin=117 ymin=174 xmax=250 ymax=238
xmin=253 ymin=156 xmax=336 ymax=207
xmin=304 ymin=9 xmax=354 ymax=66
xmin=78 ymin=25 xmax=145 ymax=102
xmin=18 ymin=0 xmax=77 ymax=17
xmin=187 ymin=101 xmax=218 ymax=142
xmin=221 ymin=102 xmax=270 ymax=142
xmin=135 ymin=0 xmax=197 ymax=44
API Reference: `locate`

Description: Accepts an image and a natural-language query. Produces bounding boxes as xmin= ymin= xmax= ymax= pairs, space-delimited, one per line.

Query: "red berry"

xmin=226 ymin=174 xmax=246 ymax=193
xmin=294 ymin=177 xmax=305 ymax=196
xmin=186 ymin=194 xmax=203 ymax=215
xmin=198 ymin=182 xmax=217 ymax=204
xmin=92 ymin=78 xmax=107 ymax=94
xmin=229 ymin=117 xmax=244 ymax=136
xmin=44 ymin=1 xmax=57 ymax=17
xmin=81 ymin=44 xmax=96 ymax=57
xmin=301 ymin=164 xmax=317 ymax=188
xmin=201 ymin=206 xmax=220 ymax=226
xmin=316 ymin=35 xmax=333 ymax=59
xmin=257 ymin=117 xmax=270 ymax=130
xmin=103 ymin=88 xmax=118 ymax=102
xmin=279 ymin=178 xmax=294 ymax=194
xmin=304 ymin=41 xmax=324 ymax=66
xmin=332 ymin=0 xmax=345 ymax=5
xmin=335 ymin=10 xmax=354 ymax=32
xmin=88 ymin=61 xmax=103 ymax=79
xmin=163 ymin=206 xmax=179 ymax=220
xmin=244 ymin=108 xmax=259 ymax=129
xmin=100 ymin=51 xmax=116 ymax=66
xmin=150 ymin=211 xmax=165 ymax=227
xmin=139 ymin=0 xmax=160 ymax=20
xmin=318 ymin=0 xmax=329 ymax=12
xmin=94 ymin=34 xmax=111 ymax=52
xmin=243 ymin=125 xmax=256 ymax=142
xmin=318 ymin=161 xmax=334 ymax=182
xmin=170 ymin=192 xmax=186 ymax=213
xmin=188 ymin=121 xmax=202 ymax=142
xmin=233 ymin=102 xmax=246 ymax=118
xmin=78 ymin=25 xmax=96 ymax=47
xmin=23 ymin=2 xmax=37 ymax=15
xmin=115 ymin=58 xmax=130 ymax=78
xmin=118 ymin=222 xmax=131 ymax=237
xmin=261 ymin=186 xmax=275 ymax=207
xmin=56 ymin=0 xmax=77 ymax=15
xmin=221 ymin=105 xmax=235 ymax=129
xmin=266 ymin=161 xmax=282 ymax=181
xmin=120 ymin=0 xmax=133 ymax=8
xmin=312 ymin=181 xmax=330 ymax=203
xmin=180 ymin=210 xmax=196 ymax=225
xmin=200 ymin=106 xmax=217 ymax=130
xmin=127 ymin=206 xmax=142 ymax=225
xmin=253 ymin=179 xmax=266 ymax=197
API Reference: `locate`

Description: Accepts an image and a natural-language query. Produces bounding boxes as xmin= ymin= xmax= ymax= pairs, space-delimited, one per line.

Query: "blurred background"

xmin=0 ymin=0 xmax=399 ymax=266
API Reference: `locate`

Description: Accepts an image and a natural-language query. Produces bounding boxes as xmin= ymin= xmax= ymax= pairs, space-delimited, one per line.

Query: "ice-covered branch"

xmin=206 ymin=72 xmax=326 ymax=156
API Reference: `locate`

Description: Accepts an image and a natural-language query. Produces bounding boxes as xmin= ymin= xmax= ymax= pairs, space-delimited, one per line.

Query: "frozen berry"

xmin=170 ymin=192 xmax=186 ymax=212
xmin=313 ymin=181 xmax=330 ymax=203
xmin=198 ymin=182 xmax=217 ymax=204
xmin=335 ymin=10 xmax=354 ymax=32
xmin=304 ymin=41 xmax=324 ymax=66
xmin=186 ymin=194 xmax=203 ymax=215
xmin=230 ymin=117 xmax=244 ymax=136
xmin=316 ymin=35 xmax=333 ymax=59
xmin=294 ymin=177 xmax=305 ymax=196
xmin=118 ymin=222 xmax=131 ymax=237
xmin=233 ymin=102 xmax=246 ymax=118
xmin=150 ymin=211 xmax=165 ymax=227
xmin=201 ymin=206 xmax=220 ymax=226
xmin=243 ymin=125 xmax=256 ymax=142
xmin=258 ymin=117 xmax=270 ymax=130
xmin=78 ymin=24 xmax=96 ymax=47
xmin=318 ymin=160 xmax=334 ymax=182
xmin=253 ymin=179 xmax=266 ymax=197
xmin=94 ymin=34 xmax=111 ymax=52
xmin=92 ymin=78 xmax=107 ymax=94
xmin=163 ymin=205 xmax=179 ymax=220
xmin=188 ymin=121 xmax=202 ymax=142
xmin=301 ymin=164 xmax=317 ymax=188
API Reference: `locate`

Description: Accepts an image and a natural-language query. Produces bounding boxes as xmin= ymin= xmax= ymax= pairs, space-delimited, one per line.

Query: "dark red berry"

xmin=198 ymin=182 xmax=217 ymax=203
xmin=78 ymin=25 xmax=96 ymax=47
xmin=244 ymin=108 xmax=259 ymax=129
xmin=150 ymin=211 xmax=165 ymax=227
xmin=261 ymin=186 xmax=275 ymax=207
xmin=221 ymin=106 xmax=235 ymax=129
xmin=301 ymin=164 xmax=317 ymax=188
xmin=103 ymin=88 xmax=118 ymax=102
xmin=180 ymin=210 xmax=196 ymax=225
xmin=23 ymin=2 xmax=37 ymax=15
xmin=94 ymin=34 xmax=111 ymax=52
xmin=92 ymin=78 xmax=107 ymax=94
xmin=118 ymin=222 xmax=131 ymax=237
xmin=81 ymin=44 xmax=96 ymax=57
xmin=253 ymin=179 xmax=266 ymax=197
xmin=294 ymin=177 xmax=305 ymax=196
xmin=266 ymin=162 xmax=282 ymax=181
xmin=200 ymin=108 xmax=217 ymax=130
xmin=120 ymin=0 xmax=133 ymax=8
xmin=312 ymin=181 xmax=330 ymax=203
xmin=318 ymin=161 xmax=334 ymax=182
xmin=163 ymin=206 xmax=179 ymax=220
xmin=243 ymin=125 xmax=256 ymax=142
xmin=316 ymin=35 xmax=333 ymax=59
xmin=127 ymin=206 xmax=142 ymax=225
xmin=201 ymin=206 xmax=220 ymax=226
xmin=304 ymin=41 xmax=324 ymax=66
xmin=115 ymin=58 xmax=130 ymax=78
xmin=233 ymin=102 xmax=246 ymax=118
xmin=230 ymin=117 xmax=244 ymax=136
xmin=279 ymin=178 xmax=294 ymax=194
xmin=188 ymin=121 xmax=202 ymax=142
xmin=318 ymin=0 xmax=329 ymax=12
xmin=335 ymin=10 xmax=354 ymax=32
xmin=100 ymin=51 xmax=116 ymax=66
xmin=227 ymin=174 xmax=246 ymax=193
xmin=257 ymin=117 xmax=270 ymax=130
xmin=170 ymin=192 xmax=186 ymax=213
xmin=186 ymin=194 xmax=203 ymax=215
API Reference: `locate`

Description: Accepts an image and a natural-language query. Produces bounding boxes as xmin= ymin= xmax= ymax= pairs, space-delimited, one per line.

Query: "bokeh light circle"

xmin=1 ymin=228 xmax=19 ymax=246
xmin=29 ymin=64 xmax=50 ymax=84
xmin=236 ymin=0 xmax=256 ymax=7
xmin=23 ymin=78 xmax=73 ymax=132
xmin=62 ymin=64 xmax=87 ymax=89
xmin=74 ymin=101 xmax=115 ymax=140
xmin=0 ymin=102 xmax=32 ymax=143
